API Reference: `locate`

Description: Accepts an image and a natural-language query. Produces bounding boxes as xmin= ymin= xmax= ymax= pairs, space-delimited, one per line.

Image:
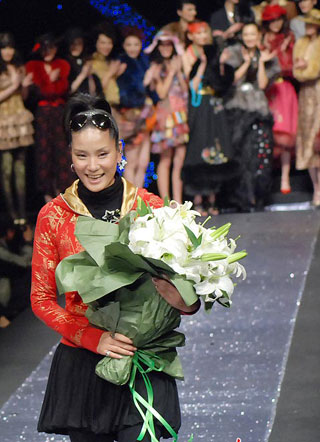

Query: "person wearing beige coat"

xmin=293 ymin=9 xmax=320 ymax=206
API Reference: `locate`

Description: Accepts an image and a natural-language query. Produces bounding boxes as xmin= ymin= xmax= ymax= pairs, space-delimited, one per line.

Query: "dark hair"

xmin=177 ymin=0 xmax=197 ymax=11
xmin=242 ymin=21 xmax=261 ymax=32
xmin=92 ymin=21 xmax=119 ymax=59
xmin=0 ymin=32 xmax=23 ymax=73
xmin=29 ymin=33 xmax=59 ymax=61
xmin=150 ymin=40 xmax=177 ymax=64
xmin=234 ymin=0 xmax=256 ymax=24
xmin=121 ymin=26 xmax=145 ymax=43
xmin=262 ymin=14 xmax=289 ymax=35
xmin=64 ymin=93 xmax=119 ymax=147
xmin=63 ymin=27 xmax=86 ymax=58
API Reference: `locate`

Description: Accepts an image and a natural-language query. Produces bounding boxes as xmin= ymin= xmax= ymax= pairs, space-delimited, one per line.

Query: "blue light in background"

xmin=89 ymin=0 xmax=156 ymax=46
xmin=57 ymin=3 xmax=62 ymax=10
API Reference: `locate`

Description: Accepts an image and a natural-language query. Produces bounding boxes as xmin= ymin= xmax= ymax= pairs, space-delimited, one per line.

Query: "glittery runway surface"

xmin=1 ymin=210 xmax=320 ymax=442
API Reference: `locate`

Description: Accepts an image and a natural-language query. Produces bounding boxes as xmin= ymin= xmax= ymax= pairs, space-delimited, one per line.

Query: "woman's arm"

xmin=233 ymin=46 xmax=252 ymax=83
xmin=257 ymin=50 xmax=276 ymax=90
xmin=31 ymin=205 xmax=106 ymax=353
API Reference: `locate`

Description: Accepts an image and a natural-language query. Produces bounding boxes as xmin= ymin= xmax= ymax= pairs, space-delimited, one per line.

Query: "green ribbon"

xmin=129 ymin=350 xmax=194 ymax=442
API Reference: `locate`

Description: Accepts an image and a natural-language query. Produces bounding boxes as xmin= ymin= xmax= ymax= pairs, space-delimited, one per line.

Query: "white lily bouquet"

xmin=55 ymin=197 xmax=247 ymax=442
xmin=128 ymin=199 xmax=247 ymax=309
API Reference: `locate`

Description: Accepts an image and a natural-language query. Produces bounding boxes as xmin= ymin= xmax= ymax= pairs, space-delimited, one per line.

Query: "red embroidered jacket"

xmin=25 ymin=58 xmax=70 ymax=104
xmin=31 ymin=179 xmax=164 ymax=354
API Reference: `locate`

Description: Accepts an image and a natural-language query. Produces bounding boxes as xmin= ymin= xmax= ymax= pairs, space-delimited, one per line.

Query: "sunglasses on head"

xmin=70 ymin=110 xmax=114 ymax=132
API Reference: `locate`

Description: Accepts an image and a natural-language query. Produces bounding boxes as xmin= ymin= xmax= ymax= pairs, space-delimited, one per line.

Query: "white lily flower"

xmin=128 ymin=198 xmax=247 ymax=307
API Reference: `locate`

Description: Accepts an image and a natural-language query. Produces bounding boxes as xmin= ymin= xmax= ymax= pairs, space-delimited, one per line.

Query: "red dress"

xmin=264 ymin=32 xmax=298 ymax=153
xmin=31 ymin=179 xmax=164 ymax=353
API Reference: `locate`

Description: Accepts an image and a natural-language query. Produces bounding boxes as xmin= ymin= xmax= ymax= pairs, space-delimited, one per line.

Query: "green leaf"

xmin=136 ymin=196 xmax=151 ymax=217
xmin=184 ymin=225 xmax=202 ymax=249
xmin=169 ymin=274 xmax=199 ymax=307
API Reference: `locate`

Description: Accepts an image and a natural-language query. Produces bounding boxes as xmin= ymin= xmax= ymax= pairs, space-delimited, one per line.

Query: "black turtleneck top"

xmin=78 ymin=174 xmax=123 ymax=222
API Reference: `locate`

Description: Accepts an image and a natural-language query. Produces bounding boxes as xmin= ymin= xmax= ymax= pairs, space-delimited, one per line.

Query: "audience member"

xmin=0 ymin=32 xmax=34 ymax=224
xmin=162 ymin=0 xmax=197 ymax=48
xmin=25 ymin=33 xmax=72 ymax=202
xmin=290 ymin=0 xmax=318 ymax=39
xmin=116 ymin=27 xmax=153 ymax=188
xmin=63 ymin=27 xmax=103 ymax=96
xmin=182 ymin=21 xmax=236 ymax=215
xmin=225 ymin=22 xmax=280 ymax=211
xmin=293 ymin=9 xmax=320 ymax=206
xmin=261 ymin=5 xmax=298 ymax=193
xmin=144 ymin=31 xmax=188 ymax=203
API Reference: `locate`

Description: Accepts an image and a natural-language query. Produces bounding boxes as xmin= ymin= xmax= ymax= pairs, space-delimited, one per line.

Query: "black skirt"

xmin=38 ymin=343 xmax=181 ymax=438
xmin=182 ymin=94 xmax=239 ymax=196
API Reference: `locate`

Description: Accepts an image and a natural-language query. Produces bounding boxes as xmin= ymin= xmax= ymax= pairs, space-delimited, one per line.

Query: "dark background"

xmin=1 ymin=0 xmax=320 ymax=58
xmin=0 ymin=0 xmax=268 ymax=56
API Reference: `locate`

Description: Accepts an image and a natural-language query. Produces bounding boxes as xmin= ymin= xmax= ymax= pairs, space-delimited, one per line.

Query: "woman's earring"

xmin=71 ymin=164 xmax=75 ymax=173
xmin=117 ymin=153 xmax=127 ymax=175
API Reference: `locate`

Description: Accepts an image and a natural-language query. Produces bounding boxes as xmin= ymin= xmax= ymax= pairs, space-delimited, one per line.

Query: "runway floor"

xmin=1 ymin=210 xmax=320 ymax=442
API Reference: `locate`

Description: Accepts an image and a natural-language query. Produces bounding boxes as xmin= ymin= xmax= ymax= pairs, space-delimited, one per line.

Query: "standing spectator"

xmin=225 ymin=22 xmax=280 ymax=211
xmin=293 ymin=9 xmax=320 ymax=206
xmin=290 ymin=0 xmax=318 ymax=40
xmin=117 ymin=27 xmax=153 ymax=188
xmin=210 ymin=0 xmax=254 ymax=47
xmin=182 ymin=21 xmax=236 ymax=215
xmin=144 ymin=31 xmax=189 ymax=203
xmin=162 ymin=0 xmax=197 ymax=48
xmin=0 ymin=32 xmax=34 ymax=224
xmin=262 ymin=5 xmax=298 ymax=193
xmin=63 ymin=27 xmax=103 ymax=96
xmin=25 ymin=33 xmax=72 ymax=202
xmin=91 ymin=22 xmax=125 ymax=108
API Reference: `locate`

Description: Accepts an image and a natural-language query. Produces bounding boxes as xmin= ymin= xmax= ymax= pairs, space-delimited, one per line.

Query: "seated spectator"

xmin=290 ymin=0 xmax=318 ymax=40
xmin=0 ymin=216 xmax=33 ymax=327
xmin=162 ymin=0 xmax=197 ymax=48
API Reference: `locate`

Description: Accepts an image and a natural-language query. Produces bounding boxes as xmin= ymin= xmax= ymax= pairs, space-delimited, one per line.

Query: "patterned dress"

xmin=151 ymin=65 xmax=189 ymax=153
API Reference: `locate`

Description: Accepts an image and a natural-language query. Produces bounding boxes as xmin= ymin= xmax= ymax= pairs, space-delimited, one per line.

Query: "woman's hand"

xmin=81 ymin=61 xmax=92 ymax=78
xmin=22 ymin=72 xmax=33 ymax=88
xmin=152 ymin=275 xmax=200 ymax=313
xmin=49 ymin=68 xmax=60 ymax=82
xmin=97 ymin=331 xmax=137 ymax=358
xmin=259 ymin=49 xmax=276 ymax=63
xmin=294 ymin=58 xmax=308 ymax=70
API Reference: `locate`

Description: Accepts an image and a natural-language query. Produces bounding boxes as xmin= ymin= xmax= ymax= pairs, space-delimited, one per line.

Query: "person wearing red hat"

xmin=262 ymin=4 xmax=298 ymax=194
xmin=253 ymin=1 xmax=298 ymax=25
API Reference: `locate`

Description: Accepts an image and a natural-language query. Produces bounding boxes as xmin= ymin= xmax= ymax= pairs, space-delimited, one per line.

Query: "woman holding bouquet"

xmin=31 ymin=93 xmax=199 ymax=442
